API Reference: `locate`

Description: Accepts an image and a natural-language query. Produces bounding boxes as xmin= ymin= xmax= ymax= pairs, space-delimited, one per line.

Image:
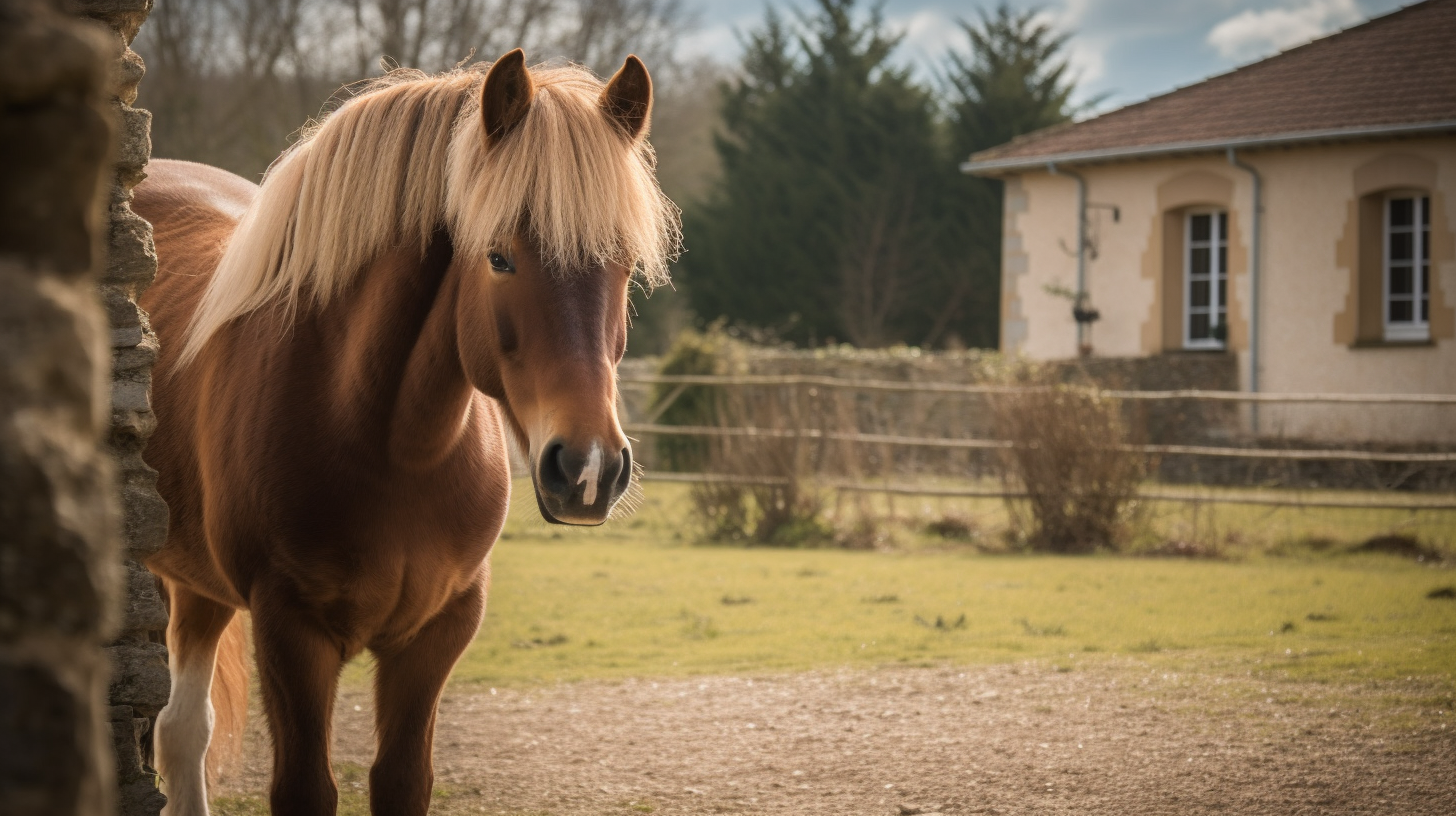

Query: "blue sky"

xmin=678 ymin=0 xmax=1413 ymax=111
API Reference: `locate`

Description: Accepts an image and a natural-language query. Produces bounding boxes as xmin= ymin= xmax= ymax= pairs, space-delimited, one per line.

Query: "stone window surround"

xmin=1140 ymin=168 xmax=1249 ymax=356
xmin=1334 ymin=151 xmax=1454 ymax=349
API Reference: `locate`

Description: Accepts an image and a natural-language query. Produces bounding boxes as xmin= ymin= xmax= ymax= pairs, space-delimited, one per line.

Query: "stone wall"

xmin=63 ymin=1 xmax=171 ymax=814
xmin=42 ymin=0 xmax=171 ymax=812
xmin=0 ymin=1 xmax=126 ymax=813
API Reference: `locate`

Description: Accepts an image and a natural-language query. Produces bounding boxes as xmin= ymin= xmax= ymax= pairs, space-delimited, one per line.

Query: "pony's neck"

xmin=317 ymin=236 xmax=484 ymax=471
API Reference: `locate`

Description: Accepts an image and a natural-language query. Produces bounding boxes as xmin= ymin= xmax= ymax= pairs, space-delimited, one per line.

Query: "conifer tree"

xmin=941 ymin=3 xmax=1079 ymax=347
xmin=679 ymin=0 xmax=1080 ymax=350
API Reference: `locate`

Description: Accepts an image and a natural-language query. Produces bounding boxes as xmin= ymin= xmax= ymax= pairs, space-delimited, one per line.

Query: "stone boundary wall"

xmin=0 ymin=1 xmax=133 ymax=813
xmin=65 ymin=1 xmax=170 ymax=814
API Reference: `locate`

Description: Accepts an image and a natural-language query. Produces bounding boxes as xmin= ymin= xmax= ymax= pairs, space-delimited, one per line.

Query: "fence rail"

xmin=623 ymin=374 xmax=1456 ymax=514
xmin=624 ymin=423 xmax=1456 ymax=464
xmin=639 ymin=472 xmax=1456 ymax=511
xmin=620 ymin=374 xmax=1456 ymax=405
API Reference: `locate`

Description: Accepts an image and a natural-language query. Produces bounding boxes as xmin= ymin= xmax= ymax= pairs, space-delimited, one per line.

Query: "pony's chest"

xmin=257 ymin=460 xmax=507 ymax=646
xmin=282 ymin=502 xmax=500 ymax=651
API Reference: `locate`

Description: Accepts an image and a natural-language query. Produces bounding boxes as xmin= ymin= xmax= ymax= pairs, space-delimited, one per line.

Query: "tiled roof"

xmin=968 ymin=0 xmax=1456 ymax=168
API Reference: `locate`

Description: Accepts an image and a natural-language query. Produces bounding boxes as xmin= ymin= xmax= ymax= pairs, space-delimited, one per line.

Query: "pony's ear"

xmin=481 ymin=49 xmax=534 ymax=145
xmin=600 ymin=55 xmax=653 ymax=141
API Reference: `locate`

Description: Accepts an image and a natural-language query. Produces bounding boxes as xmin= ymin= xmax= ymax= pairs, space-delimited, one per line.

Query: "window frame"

xmin=1183 ymin=208 xmax=1228 ymax=350
xmin=1383 ymin=192 xmax=1431 ymax=342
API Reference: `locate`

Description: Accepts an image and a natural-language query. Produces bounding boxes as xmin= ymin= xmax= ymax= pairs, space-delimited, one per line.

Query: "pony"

xmin=132 ymin=50 xmax=678 ymax=816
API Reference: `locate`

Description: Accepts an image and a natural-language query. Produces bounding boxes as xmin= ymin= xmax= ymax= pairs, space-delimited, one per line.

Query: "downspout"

xmin=1227 ymin=148 xmax=1262 ymax=434
xmin=1047 ymin=162 xmax=1089 ymax=355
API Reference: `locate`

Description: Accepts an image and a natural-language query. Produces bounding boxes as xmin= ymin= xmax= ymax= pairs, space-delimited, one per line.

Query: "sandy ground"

xmin=216 ymin=663 xmax=1455 ymax=815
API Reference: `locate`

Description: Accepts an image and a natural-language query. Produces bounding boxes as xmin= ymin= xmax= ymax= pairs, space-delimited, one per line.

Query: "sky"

xmin=677 ymin=0 xmax=1414 ymax=111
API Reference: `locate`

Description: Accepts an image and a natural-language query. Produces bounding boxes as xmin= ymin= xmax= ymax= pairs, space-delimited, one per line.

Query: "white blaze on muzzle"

xmin=578 ymin=441 xmax=603 ymax=505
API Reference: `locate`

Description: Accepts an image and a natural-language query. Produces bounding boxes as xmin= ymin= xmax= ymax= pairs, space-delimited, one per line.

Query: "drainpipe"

xmin=1227 ymin=148 xmax=1262 ymax=434
xmin=1047 ymin=162 xmax=1090 ymax=355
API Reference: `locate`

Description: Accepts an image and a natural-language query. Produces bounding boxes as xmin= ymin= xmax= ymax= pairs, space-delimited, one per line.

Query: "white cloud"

xmin=1206 ymin=0 xmax=1363 ymax=62
xmin=1033 ymin=0 xmax=1106 ymax=103
xmin=900 ymin=9 xmax=962 ymax=58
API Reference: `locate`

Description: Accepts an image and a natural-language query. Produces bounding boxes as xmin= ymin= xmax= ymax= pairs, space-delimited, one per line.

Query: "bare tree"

xmin=138 ymin=0 xmax=703 ymax=180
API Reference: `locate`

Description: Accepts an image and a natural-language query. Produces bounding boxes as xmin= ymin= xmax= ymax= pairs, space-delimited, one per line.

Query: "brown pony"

xmin=132 ymin=50 xmax=678 ymax=816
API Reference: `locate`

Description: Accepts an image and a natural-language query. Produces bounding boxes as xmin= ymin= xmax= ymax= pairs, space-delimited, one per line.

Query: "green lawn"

xmin=339 ymin=481 xmax=1456 ymax=692
xmin=229 ymin=481 xmax=1454 ymax=816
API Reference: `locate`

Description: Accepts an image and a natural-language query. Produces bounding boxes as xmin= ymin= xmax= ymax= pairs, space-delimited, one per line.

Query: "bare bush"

xmin=689 ymin=381 xmax=834 ymax=545
xmin=654 ymin=330 xmax=841 ymax=545
xmin=991 ymin=378 xmax=1145 ymax=553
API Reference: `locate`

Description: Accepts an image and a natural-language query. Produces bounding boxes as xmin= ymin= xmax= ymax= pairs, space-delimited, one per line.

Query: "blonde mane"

xmin=179 ymin=61 xmax=680 ymax=366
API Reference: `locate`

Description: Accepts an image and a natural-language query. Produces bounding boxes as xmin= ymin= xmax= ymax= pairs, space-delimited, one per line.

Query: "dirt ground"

xmin=216 ymin=663 xmax=1455 ymax=815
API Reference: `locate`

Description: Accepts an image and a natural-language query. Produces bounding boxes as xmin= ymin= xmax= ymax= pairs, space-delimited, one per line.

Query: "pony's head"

xmin=448 ymin=51 xmax=674 ymax=524
xmin=181 ymin=51 xmax=678 ymax=526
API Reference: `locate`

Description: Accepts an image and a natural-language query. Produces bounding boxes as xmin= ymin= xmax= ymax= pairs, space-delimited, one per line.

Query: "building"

xmin=962 ymin=0 xmax=1456 ymax=441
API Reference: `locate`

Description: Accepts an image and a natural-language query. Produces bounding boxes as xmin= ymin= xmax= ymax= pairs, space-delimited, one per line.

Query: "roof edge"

xmin=960 ymin=120 xmax=1456 ymax=175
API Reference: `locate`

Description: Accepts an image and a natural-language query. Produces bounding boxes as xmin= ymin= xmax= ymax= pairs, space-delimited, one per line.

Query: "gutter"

xmin=960 ymin=119 xmax=1456 ymax=175
xmin=1226 ymin=148 xmax=1263 ymax=433
xmin=1047 ymin=162 xmax=1090 ymax=355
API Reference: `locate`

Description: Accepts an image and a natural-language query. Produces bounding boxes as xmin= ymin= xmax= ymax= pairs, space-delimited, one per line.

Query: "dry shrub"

xmin=663 ymin=331 xmax=835 ymax=545
xmin=991 ymin=377 xmax=1145 ymax=553
xmin=688 ymin=393 xmax=832 ymax=544
xmin=924 ymin=514 xmax=977 ymax=541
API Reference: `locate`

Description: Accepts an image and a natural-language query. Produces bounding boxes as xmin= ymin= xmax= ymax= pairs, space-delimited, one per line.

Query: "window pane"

xmin=1390 ymin=197 xmax=1414 ymax=227
xmin=1218 ymin=212 xmax=1228 ymax=241
xmin=1389 ymin=299 xmax=1412 ymax=323
xmin=1191 ymin=280 xmax=1210 ymax=307
xmin=1218 ymin=278 xmax=1227 ymax=308
xmin=1390 ymin=265 xmax=1413 ymax=295
xmin=1422 ymin=225 xmax=1430 ymax=260
xmin=1218 ymin=245 xmax=1227 ymax=275
xmin=1190 ymin=313 xmax=1210 ymax=339
xmin=1190 ymin=214 xmax=1210 ymax=242
xmin=1190 ymin=247 xmax=1210 ymax=276
xmin=1390 ymin=231 xmax=1413 ymax=261
xmin=1422 ymin=295 xmax=1429 ymax=323
xmin=1420 ymin=197 xmax=1430 ymax=226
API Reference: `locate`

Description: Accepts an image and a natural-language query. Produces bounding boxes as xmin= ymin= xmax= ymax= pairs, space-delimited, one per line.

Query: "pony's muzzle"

xmin=533 ymin=439 xmax=631 ymax=525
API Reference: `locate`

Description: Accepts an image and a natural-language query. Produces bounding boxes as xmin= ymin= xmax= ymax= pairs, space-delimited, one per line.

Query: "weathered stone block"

xmin=113 ymin=101 xmax=150 ymax=172
xmin=103 ymin=205 xmax=156 ymax=287
xmin=121 ymin=559 xmax=167 ymax=632
xmin=102 ymin=283 xmax=142 ymax=329
xmin=104 ymin=640 xmax=169 ymax=716
xmin=113 ymin=343 xmax=157 ymax=375
xmin=111 ymin=379 xmax=150 ymax=413
xmin=120 ymin=479 xmax=168 ymax=559
xmin=108 ymin=705 xmax=166 ymax=816
xmin=114 ymin=46 xmax=144 ymax=104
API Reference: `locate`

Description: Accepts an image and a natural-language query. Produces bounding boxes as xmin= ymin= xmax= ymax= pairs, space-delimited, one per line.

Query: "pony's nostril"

xmin=613 ymin=446 xmax=632 ymax=496
xmin=538 ymin=441 xmax=571 ymax=497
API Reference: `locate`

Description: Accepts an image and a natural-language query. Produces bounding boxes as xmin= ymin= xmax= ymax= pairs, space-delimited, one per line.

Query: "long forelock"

xmin=178 ymin=61 xmax=679 ymax=367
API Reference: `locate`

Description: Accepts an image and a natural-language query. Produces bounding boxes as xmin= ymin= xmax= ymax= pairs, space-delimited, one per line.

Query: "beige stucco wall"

xmin=998 ymin=136 xmax=1456 ymax=441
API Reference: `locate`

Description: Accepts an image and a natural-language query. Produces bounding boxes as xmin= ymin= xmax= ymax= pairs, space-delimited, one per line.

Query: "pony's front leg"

xmin=251 ymin=585 xmax=346 ymax=816
xmin=370 ymin=578 xmax=487 ymax=816
xmin=156 ymin=583 xmax=236 ymax=816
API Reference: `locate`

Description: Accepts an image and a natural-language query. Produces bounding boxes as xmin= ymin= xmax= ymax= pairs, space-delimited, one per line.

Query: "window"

xmin=1184 ymin=210 xmax=1227 ymax=349
xmin=1384 ymin=194 xmax=1430 ymax=341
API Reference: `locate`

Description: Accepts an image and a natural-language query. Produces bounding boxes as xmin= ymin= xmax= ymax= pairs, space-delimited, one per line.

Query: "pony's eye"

xmin=488 ymin=252 xmax=515 ymax=273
